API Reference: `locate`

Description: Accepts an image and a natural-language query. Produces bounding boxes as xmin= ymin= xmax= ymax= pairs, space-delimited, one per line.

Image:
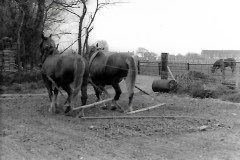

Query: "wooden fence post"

xmin=137 ymin=60 xmax=140 ymax=74
xmin=235 ymin=64 xmax=239 ymax=90
xmin=158 ymin=62 xmax=161 ymax=76
xmin=222 ymin=69 xmax=225 ymax=81
xmin=187 ymin=63 xmax=190 ymax=71
xmin=161 ymin=53 xmax=168 ymax=79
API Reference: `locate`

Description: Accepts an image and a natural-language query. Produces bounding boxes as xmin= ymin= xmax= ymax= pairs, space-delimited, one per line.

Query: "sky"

xmin=58 ymin=0 xmax=240 ymax=55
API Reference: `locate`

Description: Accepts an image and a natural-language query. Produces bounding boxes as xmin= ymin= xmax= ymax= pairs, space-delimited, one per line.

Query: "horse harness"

xmin=88 ymin=50 xmax=110 ymax=97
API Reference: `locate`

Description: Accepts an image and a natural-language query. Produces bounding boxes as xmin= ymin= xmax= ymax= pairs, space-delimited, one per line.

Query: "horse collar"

xmin=89 ymin=51 xmax=100 ymax=68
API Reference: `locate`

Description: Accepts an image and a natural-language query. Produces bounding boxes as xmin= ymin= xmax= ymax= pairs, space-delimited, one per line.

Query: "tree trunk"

xmin=17 ymin=8 xmax=25 ymax=71
xmin=20 ymin=0 xmax=45 ymax=68
xmin=77 ymin=1 xmax=87 ymax=55
xmin=78 ymin=20 xmax=82 ymax=55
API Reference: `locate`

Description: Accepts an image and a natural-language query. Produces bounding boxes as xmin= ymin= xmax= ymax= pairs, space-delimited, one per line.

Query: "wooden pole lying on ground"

xmin=72 ymin=98 xmax=112 ymax=111
xmin=135 ymin=85 xmax=162 ymax=103
xmin=81 ymin=115 xmax=204 ymax=120
xmin=235 ymin=65 xmax=239 ymax=90
xmin=127 ymin=103 xmax=166 ymax=114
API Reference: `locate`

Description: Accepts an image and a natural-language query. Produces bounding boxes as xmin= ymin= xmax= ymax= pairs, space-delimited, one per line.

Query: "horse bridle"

xmin=88 ymin=49 xmax=111 ymax=97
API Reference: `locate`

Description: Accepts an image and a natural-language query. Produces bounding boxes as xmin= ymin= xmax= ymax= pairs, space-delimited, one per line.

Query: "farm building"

xmin=201 ymin=50 xmax=240 ymax=59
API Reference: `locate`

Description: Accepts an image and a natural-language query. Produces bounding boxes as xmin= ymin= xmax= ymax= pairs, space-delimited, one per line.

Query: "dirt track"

xmin=1 ymin=75 xmax=240 ymax=160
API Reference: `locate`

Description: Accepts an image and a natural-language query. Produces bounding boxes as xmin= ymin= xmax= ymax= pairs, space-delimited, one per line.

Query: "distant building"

xmin=201 ymin=50 xmax=240 ymax=59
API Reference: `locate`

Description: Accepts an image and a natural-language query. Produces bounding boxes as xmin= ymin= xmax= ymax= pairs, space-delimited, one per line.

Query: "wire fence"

xmin=137 ymin=60 xmax=240 ymax=88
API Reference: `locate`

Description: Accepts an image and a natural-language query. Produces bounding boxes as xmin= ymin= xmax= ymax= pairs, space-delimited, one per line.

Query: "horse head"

xmin=40 ymin=34 xmax=58 ymax=64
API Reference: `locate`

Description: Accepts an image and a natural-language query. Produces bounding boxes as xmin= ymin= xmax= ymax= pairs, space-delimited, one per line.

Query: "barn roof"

xmin=201 ymin=50 xmax=240 ymax=56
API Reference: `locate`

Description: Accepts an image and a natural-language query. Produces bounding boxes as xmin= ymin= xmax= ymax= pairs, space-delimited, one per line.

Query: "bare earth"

xmin=1 ymin=75 xmax=240 ymax=160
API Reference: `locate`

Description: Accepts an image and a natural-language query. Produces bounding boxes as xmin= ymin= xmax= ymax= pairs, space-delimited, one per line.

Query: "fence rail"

xmin=137 ymin=60 xmax=240 ymax=87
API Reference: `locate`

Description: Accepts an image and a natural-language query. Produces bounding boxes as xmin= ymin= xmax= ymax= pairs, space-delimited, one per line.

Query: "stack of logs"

xmin=0 ymin=37 xmax=17 ymax=72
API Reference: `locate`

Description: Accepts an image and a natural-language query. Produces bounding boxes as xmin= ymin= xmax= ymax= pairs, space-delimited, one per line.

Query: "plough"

xmin=72 ymin=84 xmax=165 ymax=113
xmin=72 ymin=98 xmax=113 ymax=111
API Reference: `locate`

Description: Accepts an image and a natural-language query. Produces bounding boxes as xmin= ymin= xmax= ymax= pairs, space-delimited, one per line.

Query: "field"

xmin=1 ymin=75 xmax=240 ymax=160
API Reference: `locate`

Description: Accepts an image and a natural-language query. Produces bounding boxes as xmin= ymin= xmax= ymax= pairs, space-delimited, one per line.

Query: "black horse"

xmin=211 ymin=58 xmax=236 ymax=73
xmin=40 ymin=34 xmax=89 ymax=115
xmin=87 ymin=44 xmax=137 ymax=113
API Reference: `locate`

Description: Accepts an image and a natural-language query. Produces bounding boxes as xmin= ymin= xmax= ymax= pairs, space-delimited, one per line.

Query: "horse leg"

xmin=77 ymin=76 xmax=88 ymax=118
xmin=61 ymin=84 xmax=72 ymax=113
xmin=93 ymin=85 xmax=108 ymax=110
xmin=111 ymin=83 xmax=123 ymax=112
xmin=51 ymin=88 xmax=58 ymax=113
xmin=125 ymin=80 xmax=134 ymax=113
xmin=48 ymin=89 xmax=54 ymax=113
xmin=44 ymin=79 xmax=54 ymax=113
xmin=93 ymin=85 xmax=101 ymax=101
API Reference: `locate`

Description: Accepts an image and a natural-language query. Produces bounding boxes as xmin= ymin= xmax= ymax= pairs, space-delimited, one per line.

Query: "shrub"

xmin=188 ymin=71 xmax=207 ymax=79
xmin=28 ymin=82 xmax=38 ymax=90
xmin=1 ymin=70 xmax=42 ymax=85
xmin=221 ymin=93 xmax=240 ymax=103
xmin=36 ymin=80 xmax=45 ymax=88
xmin=9 ymin=83 xmax=22 ymax=92
xmin=189 ymin=82 xmax=205 ymax=98
xmin=210 ymin=84 xmax=237 ymax=98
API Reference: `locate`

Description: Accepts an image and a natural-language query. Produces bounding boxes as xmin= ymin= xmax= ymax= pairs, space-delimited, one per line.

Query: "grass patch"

xmin=8 ymin=83 xmax=22 ymax=93
xmin=220 ymin=93 xmax=240 ymax=103
xmin=0 ymin=70 xmax=42 ymax=86
xmin=175 ymin=72 xmax=238 ymax=101
xmin=0 ymin=71 xmax=45 ymax=94
xmin=1 ymin=81 xmax=45 ymax=94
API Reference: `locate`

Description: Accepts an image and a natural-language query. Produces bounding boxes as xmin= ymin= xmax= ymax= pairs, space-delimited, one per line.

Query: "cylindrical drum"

xmin=152 ymin=79 xmax=177 ymax=92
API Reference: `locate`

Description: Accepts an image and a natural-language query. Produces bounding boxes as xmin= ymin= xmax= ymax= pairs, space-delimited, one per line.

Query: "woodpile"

xmin=0 ymin=37 xmax=17 ymax=72
xmin=0 ymin=49 xmax=17 ymax=72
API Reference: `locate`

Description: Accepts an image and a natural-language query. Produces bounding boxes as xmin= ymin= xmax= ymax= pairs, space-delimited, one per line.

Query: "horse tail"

xmin=71 ymin=56 xmax=86 ymax=100
xmin=125 ymin=56 xmax=137 ymax=104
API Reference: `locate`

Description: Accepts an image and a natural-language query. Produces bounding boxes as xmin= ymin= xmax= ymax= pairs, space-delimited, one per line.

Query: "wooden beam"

xmin=167 ymin=66 xmax=176 ymax=81
xmin=81 ymin=115 xmax=203 ymax=120
xmin=127 ymin=103 xmax=166 ymax=114
xmin=72 ymin=98 xmax=112 ymax=111
xmin=161 ymin=53 xmax=168 ymax=79
xmin=235 ymin=64 xmax=239 ymax=91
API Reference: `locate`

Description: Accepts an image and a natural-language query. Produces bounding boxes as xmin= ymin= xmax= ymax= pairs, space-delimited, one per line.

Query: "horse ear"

xmin=96 ymin=43 xmax=98 ymax=47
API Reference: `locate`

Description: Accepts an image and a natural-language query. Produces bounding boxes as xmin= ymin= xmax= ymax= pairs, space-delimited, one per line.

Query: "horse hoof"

xmin=110 ymin=106 xmax=117 ymax=111
xmin=76 ymin=113 xmax=84 ymax=118
xmin=48 ymin=108 xmax=56 ymax=113
xmin=64 ymin=105 xmax=72 ymax=114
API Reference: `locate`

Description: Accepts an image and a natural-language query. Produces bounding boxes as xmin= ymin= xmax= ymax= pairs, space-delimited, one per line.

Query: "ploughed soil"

xmin=1 ymin=75 xmax=240 ymax=160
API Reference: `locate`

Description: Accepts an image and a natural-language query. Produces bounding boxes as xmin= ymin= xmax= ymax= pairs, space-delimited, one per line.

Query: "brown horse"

xmin=211 ymin=58 xmax=236 ymax=73
xmin=40 ymin=34 xmax=89 ymax=115
xmin=87 ymin=44 xmax=137 ymax=113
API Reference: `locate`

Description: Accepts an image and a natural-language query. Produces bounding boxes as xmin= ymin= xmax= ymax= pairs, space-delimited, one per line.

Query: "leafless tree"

xmin=53 ymin=0 xmax=126 ymax=56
